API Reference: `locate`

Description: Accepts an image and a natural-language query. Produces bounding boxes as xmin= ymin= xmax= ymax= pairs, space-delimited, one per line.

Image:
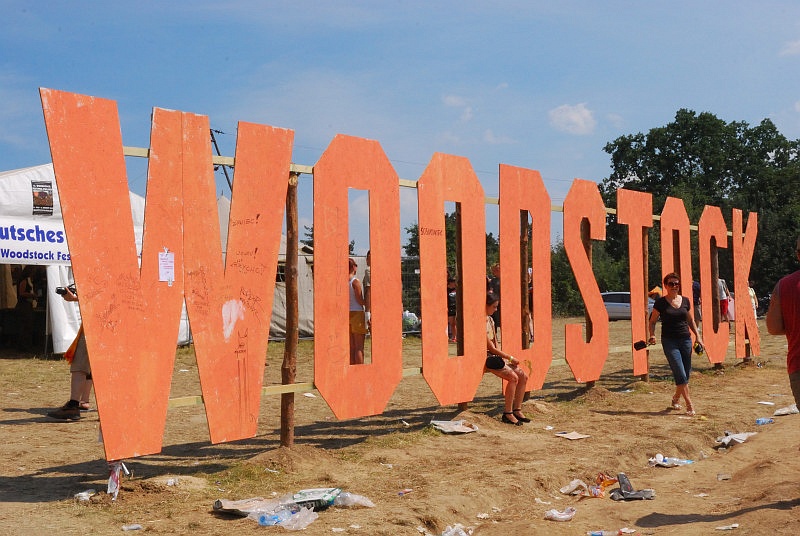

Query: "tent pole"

xmin=43 ymin=294 xmax=49 ymax=357
xmin=280 ymin=172 xmax=300 ymax=447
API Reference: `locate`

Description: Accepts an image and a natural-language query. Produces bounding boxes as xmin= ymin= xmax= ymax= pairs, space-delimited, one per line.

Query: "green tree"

xmin=550 ymin=240 xmax=583 ymax=316
xmin=600 ymin=109 xmax=800 ymax=297
xmin=404 ymin=212 xmax=456 ymax=275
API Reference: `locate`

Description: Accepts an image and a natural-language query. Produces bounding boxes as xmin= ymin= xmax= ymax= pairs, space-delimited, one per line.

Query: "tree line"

xmin=403 ymin=109 xmax=800 ymax=316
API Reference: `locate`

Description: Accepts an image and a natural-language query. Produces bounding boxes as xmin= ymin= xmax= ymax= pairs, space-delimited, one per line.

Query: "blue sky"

xmin=3 ymin=1 xmax=800 ymax=254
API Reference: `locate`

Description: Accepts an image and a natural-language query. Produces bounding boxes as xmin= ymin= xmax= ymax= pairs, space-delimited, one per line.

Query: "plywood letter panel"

xmin=732 ymin=209 xmax=759 ymax=358
xmin=40 ymin=90 xmax=184 ymax=460
xmin=312 ymin=135 xmax=403 ymax=419
xmin=616 ymin=189 xmax=653 ymax=376
xmin=698 ymin=205 xmax=728 ymax=364
xmin=418 ymin=153 xmax=486 ymax=405
xmin=562 ymin=179 xmax=608 ymax=383
xmin=183 ymin=118 xmax=294 ymax=443
xmin=498 ymin=164 xmax=552 ymax=389
xmin=660 ymin=198 xmax=695 ymax=304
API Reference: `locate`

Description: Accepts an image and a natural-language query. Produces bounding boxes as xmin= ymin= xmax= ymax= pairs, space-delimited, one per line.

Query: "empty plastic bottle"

xmin=662 ymin=456 xmax=693 ymax=465
xmin=755 ymin=417 xmax=774 ymax=425
xmin=257 ymin=508 xmax=293 ymax=526
xmin=654 ymin=453 xmax=693 ymax=466
xmin=544 ymin=506 xmax=577 ymax=521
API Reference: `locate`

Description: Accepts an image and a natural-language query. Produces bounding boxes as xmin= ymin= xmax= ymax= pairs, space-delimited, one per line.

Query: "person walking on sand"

xmin=766 ymin=235 xmax=800 ymax=450
xmin=648 ymin=273 xmax=704 ymax=416
xmin=485 ymin=292 xmax=529 ymax=426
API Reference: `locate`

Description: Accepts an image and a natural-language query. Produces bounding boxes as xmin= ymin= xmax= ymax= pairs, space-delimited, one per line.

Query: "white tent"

xmin=0 ymin=163 xmax=191 ymax=352
xmin=0 ymin=164 xmax=314 ymax=353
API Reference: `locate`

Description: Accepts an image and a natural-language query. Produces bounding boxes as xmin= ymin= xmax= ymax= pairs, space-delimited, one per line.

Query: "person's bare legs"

xmin=681 ymin=384 xmax=694 ymax=415
xmin=79 ymin=377 xmax=93 ymax=408
xmin=69 ymin=371 xmax=87 ymax=402
xmin=673 ymin=383 xmax=694 ymax=414
xmin=350 ymin=333 xmax=365 ymax=365
xmin=488 ymin=367 xmax=520 ymax=424
xmin=511 ymin=367 xmax=530 ymax=421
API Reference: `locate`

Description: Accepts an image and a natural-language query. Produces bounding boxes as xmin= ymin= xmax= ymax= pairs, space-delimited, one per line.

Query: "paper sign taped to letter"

xmin=158 ymin=251 xmax=175 ymax=283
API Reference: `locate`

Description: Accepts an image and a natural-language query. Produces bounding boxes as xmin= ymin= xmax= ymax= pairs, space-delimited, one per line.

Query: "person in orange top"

xmin=47 ymin=285 xmax=94 ymax=420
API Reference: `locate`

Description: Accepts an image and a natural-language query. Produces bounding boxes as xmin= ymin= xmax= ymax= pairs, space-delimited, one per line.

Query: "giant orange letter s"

xmin=563 ymin=179 xmax=608 ymax=383
xmin=40 ymin=90 xmax=185 ymax=460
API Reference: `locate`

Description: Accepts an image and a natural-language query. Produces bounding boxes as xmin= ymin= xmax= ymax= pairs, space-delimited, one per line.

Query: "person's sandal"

xmin=501 ymin=412 xmax=523 ymax=426
xmin=671 ymin=397 xmax=682 ymax=411
xmin=512 ymin=409 xmax=531 ymax=423
xmin=685 ymin=406 xmax=696 ymax=416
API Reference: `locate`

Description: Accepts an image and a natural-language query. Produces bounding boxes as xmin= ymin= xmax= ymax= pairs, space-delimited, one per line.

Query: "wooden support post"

xmin=710 ymin=239 xmax=725 ymax=371
xmin=281 ymin=172 xmax=300 ymax=447
xmin=640 ymin=227 xmax=650 ymax=382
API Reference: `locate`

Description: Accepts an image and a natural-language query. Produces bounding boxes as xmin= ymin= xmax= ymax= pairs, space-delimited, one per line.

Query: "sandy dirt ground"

xmin=1 ymin=317 xmax=798 ymax=535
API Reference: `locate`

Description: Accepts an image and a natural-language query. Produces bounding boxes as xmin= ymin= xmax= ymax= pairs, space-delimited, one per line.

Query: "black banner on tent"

xmin=31 ymin=180 xmax=54 ymax=216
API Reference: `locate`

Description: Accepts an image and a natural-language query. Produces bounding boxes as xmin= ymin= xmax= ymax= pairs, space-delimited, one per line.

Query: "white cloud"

xmin=483 ymin=129 xmax=515 ymax=145
xmin=437 ymin=131 xmax=461 ymax=145
xmin=443 ymin=94 xmax=473 ymax=123
xmin=793 ymin=100 xmax=800 ymax=112
xmin=606 ymin=113 xmax=625 ymax=128
xmin=780 ymin=40 xmax=800 ymax=56
xmin=443 ymin=94 xmax=468 ymax=107
xmin=548 ymin=103 xmax=596 ymax=135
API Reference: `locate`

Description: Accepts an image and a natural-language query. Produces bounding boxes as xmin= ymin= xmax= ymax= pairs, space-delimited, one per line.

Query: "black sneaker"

xmin=47 ymin=402 xmax=81 ymax=420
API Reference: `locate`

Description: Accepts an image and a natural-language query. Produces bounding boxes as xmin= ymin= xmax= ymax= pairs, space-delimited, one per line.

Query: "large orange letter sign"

xmin=418 ymin=153 xmax=486 ymax=405
xmin=39 ymin=88 xmax=764 ymax=458
xmin=498 ymin=164 xmax=552 ymax=389
xmin=660 ymin=197 xmax=695 ymax=304
xmin=732 ymin=209 xmax=759 ymax=358
xmin=563 ymin=179 xmax=608 ymax=383
xmin=617 ymin=189 xmax=653 ymax=376
xmin=183 ymin=118 xmax=294 ymax=443
xmin=313 ymin=135 xmax=404 ymax=419
xmin=40 ymin=90 xmax=185 ymax=460
xmin=698 ymin=205 xmax=727 ymax=364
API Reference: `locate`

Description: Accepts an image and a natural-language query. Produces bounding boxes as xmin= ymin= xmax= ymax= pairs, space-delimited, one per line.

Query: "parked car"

xmin=602 ymin=292 xmax=654 ymax=320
